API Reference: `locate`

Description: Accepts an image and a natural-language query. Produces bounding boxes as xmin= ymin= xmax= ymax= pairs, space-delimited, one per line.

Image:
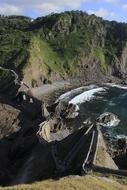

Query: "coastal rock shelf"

xmin=0 ymin=80 xmax=127 ymax=186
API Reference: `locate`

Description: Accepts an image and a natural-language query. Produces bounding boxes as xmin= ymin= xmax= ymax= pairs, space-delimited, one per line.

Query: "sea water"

xmin=58 ymin=84 xmax=127 ymax=137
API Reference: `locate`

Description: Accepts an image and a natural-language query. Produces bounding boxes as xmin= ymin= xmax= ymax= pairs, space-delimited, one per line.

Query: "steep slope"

xmin=0 ymin=16 xmax=31 ymax=72
xmin=0 ymin=12 xmax=127 ymax=86
xmin=0 ymin=68 xmax=19 ymax=96
xmin=23 ymin=35 xmax=66 ymax=86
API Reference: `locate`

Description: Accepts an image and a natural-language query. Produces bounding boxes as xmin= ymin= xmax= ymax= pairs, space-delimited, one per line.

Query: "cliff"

xmin=0 ymin=11 xmax=127 ymax=86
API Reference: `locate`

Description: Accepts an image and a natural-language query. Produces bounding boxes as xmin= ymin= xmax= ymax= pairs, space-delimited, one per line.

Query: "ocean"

xmin=58 ymin=84 xmax=127 ymax=138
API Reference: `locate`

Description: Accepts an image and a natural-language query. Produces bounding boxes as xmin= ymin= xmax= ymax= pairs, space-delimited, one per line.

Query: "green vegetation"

xmin=92 ymin=48 xmax=109 ymax=73
xmin=0 ymin=11 xmax=127 ymax=85
xmin=0 ymin=175 xmax=127 ymax=190
xmin=35 ymin=36 xmax=65 ymax=75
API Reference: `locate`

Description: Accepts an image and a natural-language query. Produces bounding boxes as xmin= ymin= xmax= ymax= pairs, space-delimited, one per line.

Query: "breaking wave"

xmin=56 ymin=85 xmax=97 ymax=102
xmin=106 ymin=83 xmax=127 ymax=90
xmin=69 ymin=87 xmax=106 ymax=105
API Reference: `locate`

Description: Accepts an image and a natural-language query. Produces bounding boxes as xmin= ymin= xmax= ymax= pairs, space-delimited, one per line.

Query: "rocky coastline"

xmin=0 ymin=71 xmax=127 ymax=186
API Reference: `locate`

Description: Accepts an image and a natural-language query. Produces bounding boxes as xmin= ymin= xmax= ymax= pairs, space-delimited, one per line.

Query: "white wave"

xmin=116 ymin=135 xmax=127 ymax=139
xmin=56 ymin=85 xmax=97 ymax=102
xmin=108 ymin=101 xmax=116 ymax=106
xmin=106 ymin=83 xmax=127 ymax=90
xmin=69 ymin=87 xmax=106 ymax=105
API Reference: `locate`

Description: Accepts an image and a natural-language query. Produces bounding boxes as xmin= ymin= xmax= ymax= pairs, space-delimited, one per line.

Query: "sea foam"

xmin=56 ymin=85 xmax=97 ymax=102
xmin=69 ymin=87 xmax=106 ymax=105
xmin=106 ymin=83 xmax=127 ymax=90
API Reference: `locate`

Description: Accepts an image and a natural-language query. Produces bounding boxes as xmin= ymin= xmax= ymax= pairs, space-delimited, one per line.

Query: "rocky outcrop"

xmin=94 ymin=129 xmax=118 ymax=170
xmin=0 ymin=79 xmax=126 ymax=186
xmin=0 ymin=103 xmax=20 ymax=139
xmin=97 ymin=112 xmax=120 ymax=127
xmin=0 ymin=97 xmax=41 ymax=186
xmin=37 ymin=101 xmax=80 ymax=143
xmin=1 ymin=12 xmax=127 ymax=87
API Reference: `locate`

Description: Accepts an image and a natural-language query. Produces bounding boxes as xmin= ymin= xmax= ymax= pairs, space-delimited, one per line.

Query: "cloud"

xmin=88 ymin=8 xmax=116 ymax=19
xmin=93 ymin=0 xmax=118 ymax=3
xmin=0 ymin=3 xmax=23 ymax=15
xmin=0 ymin=0 xmax=118 ymax=16
xmin=0 ymin=0 xmax=87 ymax=15
xmin=105 ymin=0 xmax=117 ymax=3
xmin=122 ymin=4 xmax=127 ymax=10
xmin=33 ymin=0 xmax=85 ymax=14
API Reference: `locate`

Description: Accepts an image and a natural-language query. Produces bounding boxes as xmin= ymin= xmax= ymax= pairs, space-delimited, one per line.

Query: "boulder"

xmin=65 ymin=103 xmax=79 ymax=119
xmin=42 ymin=102 xmax=50 ymax=118
xmin=37 ymin=121 xmax=51 ymax=143
xmin=83 ymin=118 xmax=92 ymax=126
xmin=55 ymin=101 xmax=68 ymax=118
xmin=37 ymin=116 xmax=65 ymax=143
xmin=97 ymin=112 xmax=120 ymax=127
xmin=55 ymin=101 xmax=79 ymax=119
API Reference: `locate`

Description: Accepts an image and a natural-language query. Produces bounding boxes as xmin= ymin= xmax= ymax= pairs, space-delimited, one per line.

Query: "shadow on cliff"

xmin=0 ymin=90 xmax=44 ymax=186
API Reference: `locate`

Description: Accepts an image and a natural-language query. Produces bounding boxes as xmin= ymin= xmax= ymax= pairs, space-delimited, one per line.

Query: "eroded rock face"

xmin=55 ymin=101 xmax=79 ymax=119
xmin=65 ymin=104 xmax=79 ymax=119
xmin=0 ymin=103 xmax=20 ymax=139
xmin=97 ymin=112 xmax=120 ymax=127
xmin=37 ymin=116 xmax=66 ymax=142
xmin=94 ymin=129 xmax=118 ymax=170
xmin=0 ymin=84 xmax=125 ymax=186
xmin=0 ymin=97 xmax=40 ymax=186
xmin=37 ymin=120 xmax=51 ymax=143
xmin=37 ymin=117 xmax=72 ymax=142
xmin=37 ymin=101 xmax=79 ymax=143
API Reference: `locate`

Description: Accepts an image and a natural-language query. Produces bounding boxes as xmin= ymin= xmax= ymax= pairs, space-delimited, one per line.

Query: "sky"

xmin=0 ymin=0 xmax=127 ymax=22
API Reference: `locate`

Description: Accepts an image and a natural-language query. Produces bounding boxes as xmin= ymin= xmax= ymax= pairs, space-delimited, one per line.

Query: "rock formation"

xmin=97 ymin=112 xmax=120 ymax=127
xmin=0 ymin=103 xmax=20 ymax=139
xmin=0 ymin=78 xmax=126 ymax=186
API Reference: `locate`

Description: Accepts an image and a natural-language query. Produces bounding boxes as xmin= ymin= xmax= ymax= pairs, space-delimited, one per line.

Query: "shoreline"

xmin=31 ymin=76 xmax=125 ymax=104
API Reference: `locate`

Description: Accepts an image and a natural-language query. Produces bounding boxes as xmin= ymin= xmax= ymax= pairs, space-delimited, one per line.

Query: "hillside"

xmin=0 ymin=175 xmax=127 ymax=190
xmin=0 ymin=11 xmax=127 ymax=86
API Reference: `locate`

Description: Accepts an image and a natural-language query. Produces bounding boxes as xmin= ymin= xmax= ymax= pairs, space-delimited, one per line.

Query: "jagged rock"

xmin=37 ymin=116 xmax=65 ymax=142
xmin=42 ymin=102 xmax=50 ymax=118
xmin=0 ymin=103 xmax=20 ymax=139
xmin=83 ymin=118 xmax=92 ymax=126
xmin=114 ymin=143 xmax=127 ymax=170
xmin=55 ymin=101 xmax=68 ymax=118
xmin=113 ymin=136 xmax=127 ymax=169
xmin=118 ymin=138 xmax=127 ymax=150
xmin=94 ymin=129 xmax=118 ymax=170
xmin=37 ymin=121 xmax=51 ymax=143
xmin=97 ymin=112 xmax=120 ymax=127
xmin=64 ymin=103 xmax=79 ymax=119
xmin=38 ymin=102 xmax=80 ymax=143
xmin=55 ymin=101 xmax=79 ymax=119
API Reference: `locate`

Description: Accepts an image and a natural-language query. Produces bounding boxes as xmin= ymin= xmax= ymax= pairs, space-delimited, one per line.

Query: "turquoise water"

xmin=58 ymin=84 xmax=127 ymax=136
xmin=74 ymin=86 xmax=127 ymax=137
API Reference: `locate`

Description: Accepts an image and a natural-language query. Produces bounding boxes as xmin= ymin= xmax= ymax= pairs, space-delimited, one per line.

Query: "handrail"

xmin=0 ymin=66 xmax=19 ymax=85
xmin=51 ymin=125 xmax=96 ymax=174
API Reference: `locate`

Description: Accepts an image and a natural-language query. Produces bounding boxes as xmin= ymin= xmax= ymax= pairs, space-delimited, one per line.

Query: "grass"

xmin=38 ymin=36 xmax=65 ymax=76
xmin=23 ymin=35 xmax=67 ymax=86
xmin=92 ymin=48 xmax=109 ymax=73
xmin=0 ymin=175 xmax=127 ymax=190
